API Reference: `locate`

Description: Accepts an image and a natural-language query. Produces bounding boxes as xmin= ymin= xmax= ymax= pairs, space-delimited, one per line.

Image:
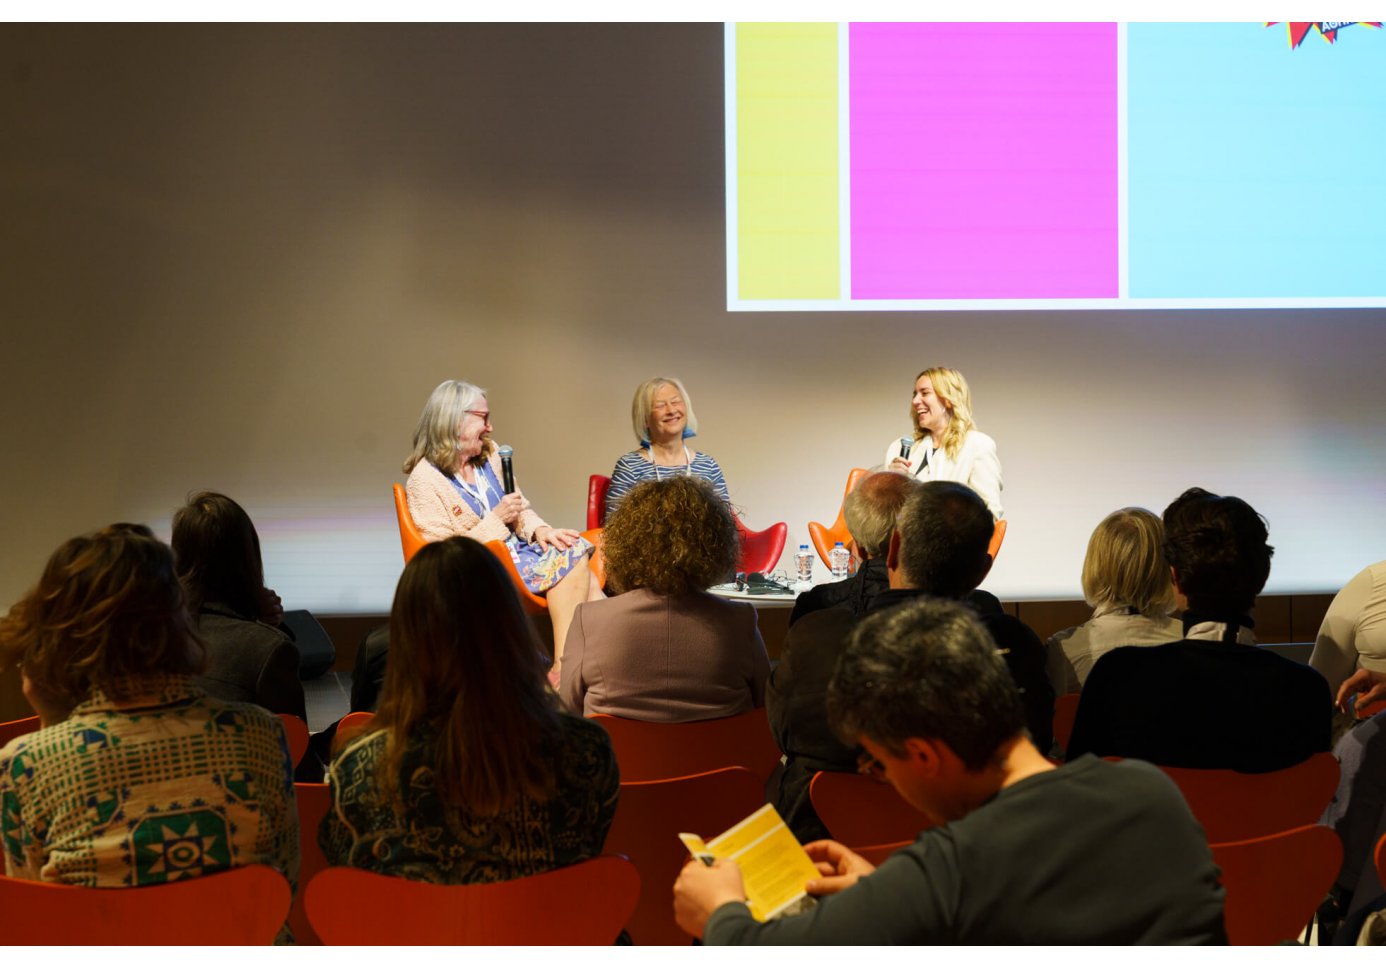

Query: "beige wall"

xmin=3 ymin=24 xmax=1384 ymax=616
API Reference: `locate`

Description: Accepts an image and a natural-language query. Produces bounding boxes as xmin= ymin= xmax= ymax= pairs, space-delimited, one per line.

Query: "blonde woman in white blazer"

xmin=884 ymin=367 xmax=1004 ymax=519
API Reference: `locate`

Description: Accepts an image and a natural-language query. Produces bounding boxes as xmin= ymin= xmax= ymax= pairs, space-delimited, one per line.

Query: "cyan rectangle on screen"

xmin=1128 ymin=23 xmax=1386 ymax=298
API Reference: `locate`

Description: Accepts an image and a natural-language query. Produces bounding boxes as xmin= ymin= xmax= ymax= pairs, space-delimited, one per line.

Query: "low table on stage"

xmin=709 ymin=579 xmax=810 ymax=659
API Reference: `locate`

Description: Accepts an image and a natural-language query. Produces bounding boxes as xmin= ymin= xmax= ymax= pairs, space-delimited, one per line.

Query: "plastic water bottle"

xmin=830 ymin=541 xmax=850 ymax=579
xmin=795 ymin=544 xmax=814 ymax=583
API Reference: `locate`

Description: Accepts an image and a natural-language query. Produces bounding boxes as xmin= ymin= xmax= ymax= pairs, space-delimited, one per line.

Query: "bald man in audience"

xmin=768 ymin=481 xmax=1051 ymax=843
xmin=1067 ymin=486 xmax=1332 ymax=772
xmin=676 ymin=598 xmax=1227 ymax=944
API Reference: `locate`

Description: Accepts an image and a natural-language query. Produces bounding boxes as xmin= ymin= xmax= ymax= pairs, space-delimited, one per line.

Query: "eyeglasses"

xmin=464 ymin=410 xmax=491 ymax=423
xmin=856 ymin=750 xmax=888 ymax=782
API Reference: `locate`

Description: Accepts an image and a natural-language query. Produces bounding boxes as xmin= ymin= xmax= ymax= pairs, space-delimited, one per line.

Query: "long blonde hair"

xmin=1081 ymin=508 xmax=1177 ymax=617
xmin=911 ymin=366 xmax=976 ymax=461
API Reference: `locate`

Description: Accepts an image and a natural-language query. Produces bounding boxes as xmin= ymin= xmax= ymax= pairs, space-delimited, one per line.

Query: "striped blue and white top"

xmin=604 ymin=449 xmax=731 ymax=521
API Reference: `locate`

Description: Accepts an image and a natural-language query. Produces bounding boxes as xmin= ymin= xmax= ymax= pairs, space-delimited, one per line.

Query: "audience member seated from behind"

xmin=769 ymin=480 xmax=1053 ymax=844
xmin=604 ymin=375 xmax=731 ymax=521
xmin=561 ymin=476 xmax=770 ymax=722
xmin=403 ymin=378 xmax=596 ymax=669
xmin=0 ymin=524 xmax=298 ymax=890
xmin=320 ymin=536 xmax=618 ymax=882
xmin=675 ymin=598 xmax=1227 ymax=944
xmin=172 ymin=490 xmax=306 ymax=721
xmin=1044 ymin=506 xmax=1182 ymax=695
xmin=788 ymin=471 xmax=917 ymax=628
xmin=1067 ymin=486 xmax=1332 ymax=772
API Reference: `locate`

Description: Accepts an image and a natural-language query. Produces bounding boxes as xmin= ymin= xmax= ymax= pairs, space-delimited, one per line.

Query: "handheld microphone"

xmin=899 ymin=437 xmax=912 ymax=460
xmin=498 ymin=444 xmax=515 ymax=493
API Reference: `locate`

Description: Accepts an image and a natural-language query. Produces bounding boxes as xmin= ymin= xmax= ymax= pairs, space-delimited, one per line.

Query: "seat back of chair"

xmin=0 ymin=864 xmax=291 ymax=944
xmin=392 ymin=483 xmax=428 ymax=564
xmin=276 ymin=713 xmax=310 ymax=768
xmin=0 ymin=715 xmax=40 ymax=747
xmin=988 ymin=517 xmax=1008 ymax=561
xmin=331 ymin=711 xmax=376 ymax=756
xmin=808 ymin=467 xmax=870 ymax=568
xmin=1159 ymin=752 xmax=1340 ymax=843
xmin=1212 ymin=824 xmax=1342 ymax=945
xmin=604 ymin=767 xmax=767 ymax=945
xmin=587 ymin=474 xmax=612 ymax=530
xmin=1051 ymin=692 xmax=1081 ymax=753
xmin=304 ymin=854 xmax=640 ymax=945
xmin=1376 ymin=830 xmax=1386 ymax=890
xmin=854 ymin=840 xmax=914 ymax=867
xmin=736 ymin=517 xmax=788 ymax=576
xmin=591 ymin=708 xmax=781 ymax=784
xmin=290 ymin=781 xmax=334 ymax=945
xmin=809 ymin=771 xmax=932 ymax=848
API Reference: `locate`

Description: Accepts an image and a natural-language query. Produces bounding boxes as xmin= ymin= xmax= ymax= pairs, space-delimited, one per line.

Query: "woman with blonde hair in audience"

xmin=885 ymin=366 xmax=1004 ymax=519
xmin=604 ymin=376 xmax=731 ymax=520
xmin=562 ymin=476 xmax=770 ymax=722
xmin=1045 ymin=507 xmax=1182 ymax=695
xmin=320 ymin=536 xmax=618 ymax=883
xmin=0 ymin=523 xmax=298 ymax=889
xmin=403 ymin=378 xmax=596 ymax=668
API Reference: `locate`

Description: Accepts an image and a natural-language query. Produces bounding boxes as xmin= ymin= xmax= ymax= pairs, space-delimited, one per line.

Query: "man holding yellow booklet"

xmin=674 ymin=597 xmax=1228 ymax=945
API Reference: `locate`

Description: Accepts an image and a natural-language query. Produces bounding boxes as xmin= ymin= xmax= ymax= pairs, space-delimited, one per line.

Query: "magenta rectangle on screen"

xmin=849 ymin=23 xmax=1119 ymax=299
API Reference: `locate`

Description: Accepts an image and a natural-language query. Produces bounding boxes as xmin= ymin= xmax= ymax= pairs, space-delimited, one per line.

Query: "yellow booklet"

xmin=679 ymin=803 xmax=821 ymax=921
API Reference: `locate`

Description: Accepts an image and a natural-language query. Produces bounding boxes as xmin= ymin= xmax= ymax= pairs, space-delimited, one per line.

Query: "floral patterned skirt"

xmin=509 ymin=535 xmax=593 ymax=594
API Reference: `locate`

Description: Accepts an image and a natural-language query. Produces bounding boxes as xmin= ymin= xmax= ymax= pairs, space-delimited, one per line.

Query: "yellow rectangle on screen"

xmin=736 ymin=23 xmax=839 ymax=300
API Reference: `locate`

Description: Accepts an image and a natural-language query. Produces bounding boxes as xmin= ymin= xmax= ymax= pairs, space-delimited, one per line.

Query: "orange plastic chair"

xmin=304 ymin=854 xmax=640 ymax=945
xmin=391 ymin=483 xmax=429 ymax=564
xmin=0 ymin=715 xmax=40 ymax=747
xmin=808 ymin=467 xmax=870 ymax=569
xmin=1157 ymin=752 xmax=1340 ymax=843
xmin=1051 ymin=692 xmax=1080 ymax=752
xmin=331 ymin=711 xmax=376 ymax=755
xmin=1375 ymin=829 xmax=1386 ymax=887
xmin=809 ymin=771 xmax=932 ymax=848
xmin=0 ymin=863 xmax=291 ymax=944
xmin=855 ymin=839 xmax=913 ymax=867
xmin=276 ymin=713 xmax=310 ymax=768
xmin=590 ymin=707 xmax=782 ymax=784
xmin=604 ymin=766 xmax=768 ymax=945
xmin=988 ymin=518 xmax=1008 ymax=561
xmin=1212 ymin=824 xmax=1342 ymax=945
xmin=291 ymin=781 xmax=334 ymax=945
xmin=482 ymin=539 xmax=549 ymax=615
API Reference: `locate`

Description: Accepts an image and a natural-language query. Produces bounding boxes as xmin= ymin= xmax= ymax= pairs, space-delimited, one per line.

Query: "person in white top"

xmin=884 ymin=367 xmax=1003 ymax=519
xmin=1045 ymin=507 xmax=1182 ymax=695
xmin=1310 ymin=560 xmax=1386 ymax=706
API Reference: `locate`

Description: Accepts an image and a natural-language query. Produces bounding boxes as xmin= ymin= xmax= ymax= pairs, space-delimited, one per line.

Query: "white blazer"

xmin=884 ymin=429 xmax=1004 ymax=519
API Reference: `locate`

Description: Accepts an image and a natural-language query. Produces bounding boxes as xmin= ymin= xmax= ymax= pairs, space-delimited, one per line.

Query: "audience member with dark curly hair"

xmin=560 ymin=476 xmax=770 ymax=722
xmin=0 ymin=524 xmax=298 ymax=892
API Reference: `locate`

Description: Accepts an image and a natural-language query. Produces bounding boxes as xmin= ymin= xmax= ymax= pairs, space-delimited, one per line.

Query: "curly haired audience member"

xmin=172 ymin=491 xmax=306 ymax=720
xmin=320 ymin=536 xmax=618 ymax=882
xmin=0 ymin=524 xmax=298 ymax=889
xmin=1045 ymin=507 xmax=1181 ymax=695
xmin=561 ymin=476 xmax=770 ymax=722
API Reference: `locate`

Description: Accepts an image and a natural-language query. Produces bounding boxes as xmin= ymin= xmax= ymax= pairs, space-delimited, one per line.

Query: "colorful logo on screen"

xmin=1266 ymin=22 xmax=1381 ymax=49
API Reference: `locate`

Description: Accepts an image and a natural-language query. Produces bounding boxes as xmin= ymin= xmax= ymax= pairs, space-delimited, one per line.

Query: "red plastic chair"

xmin=855 ymin=840 xmax=913 ymax=867
xmin=291 ymin=781 xmax=334 ymax=945
xmin=1052 ymin=692 xmax=1080 ymax=752
xmin=1212 ymin=824 xmax=1342 ymax=945
xmin=1375 ymin=829 xmax=1386 ymax=888
xmin=809 ymin=771 xmax=932 ymax=848
xmin=0 ymin=715 xmax=40 ymax=747
xmin=0 ymin=864 xmax=292 ymax=944
xmin=304 ymin=854 xmax=640 ymax=945
xmin=590 ymin=707 xmax=782 ymax=784
xmin=604 ymin=767 xmax=768 ymax=945
xmin=807 ymin=467 xmax=870 ymax=569
xmin=330 ymin=711 xmax=376 ymax=756
xmin=276 ymin=713 xmax=310 ymax=768
xmin=391 ymin=483 xmax=428 ymax=564
xmin=1157 ymin=752 xmax=1340 ymax=843
xmin=588 ymin=472 xmax=786 ymax=575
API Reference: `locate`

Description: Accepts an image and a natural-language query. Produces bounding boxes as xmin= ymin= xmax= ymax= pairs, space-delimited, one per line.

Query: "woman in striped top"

xmin=604 ymin=376 xmax=730 ymax=521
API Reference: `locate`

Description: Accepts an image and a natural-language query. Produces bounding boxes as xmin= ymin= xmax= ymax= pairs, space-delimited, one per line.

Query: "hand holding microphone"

xmin=889 ymin=436 xmax=913 ymax=473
